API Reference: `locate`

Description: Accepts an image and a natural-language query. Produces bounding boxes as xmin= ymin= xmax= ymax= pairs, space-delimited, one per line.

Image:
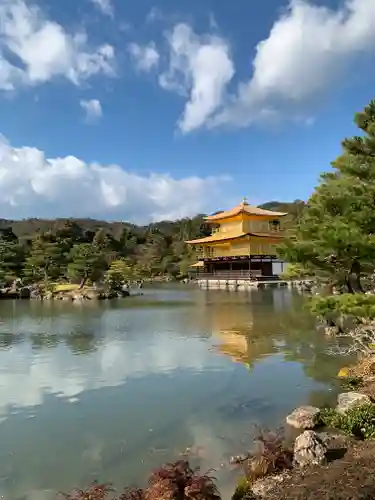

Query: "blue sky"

xmin=0 ymin=0 xmax=374 ymax=223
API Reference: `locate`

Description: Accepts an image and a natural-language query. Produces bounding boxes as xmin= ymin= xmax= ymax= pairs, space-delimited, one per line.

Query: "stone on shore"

xmin=336 ymin=392 xmax=372 ymax=414
xmin=293 ymin=430 xmax=327 ymax=467
xmin=324 ymin=326 xmax=339 ymax=336
xmin=251 ymin=473 xmax=288 ymax=498
xmin=286 ymin=406 xmax=321 ymax=429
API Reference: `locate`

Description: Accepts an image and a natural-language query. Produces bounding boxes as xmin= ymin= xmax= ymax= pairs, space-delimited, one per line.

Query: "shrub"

xmin=60 ymin=461 xmax=220 ymax=500
xmin=148 ymin=460 xmax=220 ymax=500
xmin=308 ymin=294 xmax=375 ymax=322
xmin=231 ymin=477 xmax=254 ymax=500
xmin=118 ymin=489 xmax=145 ymax=500
xmin=242 ymin=429 xmax=293 ymax=483
xmin=60 ymin=482 xmax=113 ymax=500
xmin=340 ymin=376 xmax=364 ymax=391
xmin=320 ymin=403 xmax=375 ymax=440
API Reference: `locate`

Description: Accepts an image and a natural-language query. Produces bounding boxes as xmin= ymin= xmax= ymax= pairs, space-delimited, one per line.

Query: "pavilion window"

xmin=269 ymin=220 xmax=281 ymax=232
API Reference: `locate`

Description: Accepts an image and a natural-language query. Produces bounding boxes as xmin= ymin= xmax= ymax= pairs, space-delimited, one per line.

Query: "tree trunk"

xmin=347 ymin=260 xmax=364 ymax=293
xmin=345 ymin=275 xmax=355 ymax=294
xmin=79 ymin=276 xmax=87 ymax=289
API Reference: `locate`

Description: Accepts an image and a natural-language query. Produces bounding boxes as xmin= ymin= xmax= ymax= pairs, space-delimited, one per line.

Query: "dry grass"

xmin=264 ymin=441 xmax=375 ymax=500
xmin=350 ymin=355 xmax=375 ymax=379
xmin=54 ymin=283 xmax=81 ymax=292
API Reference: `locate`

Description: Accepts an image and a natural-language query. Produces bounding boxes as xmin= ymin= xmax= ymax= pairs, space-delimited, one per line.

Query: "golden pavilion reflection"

xmin=209 ymin=301 xmax=276 ymax=370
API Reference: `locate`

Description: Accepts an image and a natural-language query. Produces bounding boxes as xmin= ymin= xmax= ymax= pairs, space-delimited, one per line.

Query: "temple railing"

xmin=196 ymin=270 xmax=279 ymax=280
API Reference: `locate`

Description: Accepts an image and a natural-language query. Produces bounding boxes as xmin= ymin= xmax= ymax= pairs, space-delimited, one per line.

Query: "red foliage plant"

xmin=243 ymin=429 xmax=293 ymax=482
xmin=60 ymin=482 xmax=114 ymax=500
xmin=60 ymin=461 xmax=221 ymax=500
xmin=148 ymin=460 xmax=221 ymax=500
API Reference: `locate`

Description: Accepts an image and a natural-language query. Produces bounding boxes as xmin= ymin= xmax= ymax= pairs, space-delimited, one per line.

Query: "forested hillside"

xmin=0 ymin=200 xmax=304 ymax=283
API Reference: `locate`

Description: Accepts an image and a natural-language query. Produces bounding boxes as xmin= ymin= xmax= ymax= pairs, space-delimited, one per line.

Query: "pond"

xmin=0 ymin=285 xmax=352 ymax=500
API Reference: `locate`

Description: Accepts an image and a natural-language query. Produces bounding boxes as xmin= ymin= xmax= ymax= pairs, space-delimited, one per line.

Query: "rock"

xmin=73 ymin=293 xmax=86 ymax=302
xmin=286 ymin=406 xmax=321 ymax=429
xmin=336 ymin=392 xmax=372 ymax=414
xmin=324 ymin=326 xmax=339 ymax=336
xmin=84 ymin=290 xmax=99 ymax=300
xmin=293 ymin=430 xmax=327 ymax=467
xmin=19 ymin=287 xmax=31 ymax=299
xmin=251 ymin=473 xmax=289 ymax=498
xmin=229 ymin=453 xmax=250 ymax=465
xmin=317 ymin=431 xmax=350 ymax=449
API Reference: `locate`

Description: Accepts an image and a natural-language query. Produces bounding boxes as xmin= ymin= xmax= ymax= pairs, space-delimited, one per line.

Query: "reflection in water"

xmin=0 ymin=287 xmax=355 ymax=500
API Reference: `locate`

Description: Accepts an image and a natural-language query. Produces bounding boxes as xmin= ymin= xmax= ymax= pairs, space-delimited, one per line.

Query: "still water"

xmin=0 ymin=286 xmax=350 ymax=499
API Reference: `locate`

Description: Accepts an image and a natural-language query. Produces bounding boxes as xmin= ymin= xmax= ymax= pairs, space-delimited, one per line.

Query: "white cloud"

xmin=80 ymin=98 xmax=103 ymax=121
xmin=0 ymin=0 xmax=116 ymax=90
xmin=0 ymin=322 xmax=220 ymax=420
xmin=212 ymin=0 xmax=375 ymax=128
xmin=146 ymin=6 xmax=163 ymax=23
xmin=128 ymin=42 xmax=160 ymax=72
xmin=91 ymin=0 xmax=114 ymax=17
xmin=159 ymin=23 xmax=235 ymax=133
xmin=0 ymin=135 xmax=230 ymax=222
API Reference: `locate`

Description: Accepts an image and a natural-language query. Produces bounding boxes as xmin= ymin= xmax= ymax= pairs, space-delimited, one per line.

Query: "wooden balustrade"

xmin=197 ymin=270 xmax=259 ymax=280
xmin=196 ymin=271 xmax=280 ymax=281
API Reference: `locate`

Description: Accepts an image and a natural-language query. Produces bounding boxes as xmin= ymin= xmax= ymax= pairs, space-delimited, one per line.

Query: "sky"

xmin=0 ymin=0 xmax=375 ymax=223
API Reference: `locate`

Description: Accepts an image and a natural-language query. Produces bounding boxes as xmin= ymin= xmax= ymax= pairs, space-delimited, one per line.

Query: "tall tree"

xmin=0 ymin=228 xmax=26 ymax=283
xmin=280 ymin=100 xmax=375 ymax=293
xmin=68 ymin=243 xmax=107 ymax=287
xmin=23 ymin=233 xmax=64 ymax=283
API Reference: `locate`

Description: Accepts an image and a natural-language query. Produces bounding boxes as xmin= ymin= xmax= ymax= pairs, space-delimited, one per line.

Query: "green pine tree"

xmin=23 ymin=233 xmax=64 ymax=283
xmin=280 ymin=99 xmax=375 ymax=293
xmin=68 ymin=243 xmax=107 ymax=288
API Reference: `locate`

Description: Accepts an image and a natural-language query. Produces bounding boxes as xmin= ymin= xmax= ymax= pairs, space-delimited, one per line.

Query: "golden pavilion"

xmin=186 ymin=198 xmax=288 ymax=280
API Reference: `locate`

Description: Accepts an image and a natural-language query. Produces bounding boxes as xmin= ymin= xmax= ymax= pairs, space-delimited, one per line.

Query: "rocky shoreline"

xmin=230 ymin=356 xmax=375 ymax=500
xmin=0 ymin=283 xmax=134 ymax=301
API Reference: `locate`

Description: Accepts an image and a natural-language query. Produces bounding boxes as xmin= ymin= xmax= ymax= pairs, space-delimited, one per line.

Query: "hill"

xmin=0 ymin=200 xmax=305 ymax=238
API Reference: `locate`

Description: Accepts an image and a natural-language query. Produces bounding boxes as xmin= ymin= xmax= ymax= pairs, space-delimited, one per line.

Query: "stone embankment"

xmin=0 ymin=283 xmax=132 ymax=301
xmin=196 ymin=278 xmax=315 ymax=292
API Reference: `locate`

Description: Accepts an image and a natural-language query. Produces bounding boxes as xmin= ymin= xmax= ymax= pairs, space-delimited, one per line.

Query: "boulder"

xmin=286 ymin=406 xmax=321 ymax=429
xmin=324 ymin=326 xmax=339 ymax=336
xmin=336 ymin=392 xmax=372 ymax=414
xmin=293 ymin=430 xmax=327 ymax=467
xmin=84 ymin=289 xmax=99 ymax=300
xmin=19 ymin=287 xmax=31 ymax=299
xmin=30 ymin=290 xmax=42 ymax=300
xmin=251 ymin=473 xmax=288 ymax=498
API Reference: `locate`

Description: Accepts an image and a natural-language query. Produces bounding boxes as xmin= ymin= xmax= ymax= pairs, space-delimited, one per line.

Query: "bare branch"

xmin=325 ymin=322 xmax=375 ymax=357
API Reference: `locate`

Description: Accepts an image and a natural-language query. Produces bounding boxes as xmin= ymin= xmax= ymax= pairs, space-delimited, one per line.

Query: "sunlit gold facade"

xmin=186 ymin=199 xmax=288 ymax=279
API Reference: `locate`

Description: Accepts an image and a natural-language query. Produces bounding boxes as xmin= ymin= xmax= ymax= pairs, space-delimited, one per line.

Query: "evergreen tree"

xmin=0 ymin=228 xmax=26 ymax=283
xmin=68 ymin=243 xmax=107 ymax=287
xmin=280 ymin=100 xmax=375 ymax=293
xmin=23 ymin=233 xmax=64 ymax=283
xmin=104 ymin=259 xmax=143 ymax=289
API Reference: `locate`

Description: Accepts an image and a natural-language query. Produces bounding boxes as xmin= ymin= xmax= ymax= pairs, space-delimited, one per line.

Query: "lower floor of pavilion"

xmin=194 ymin=255 xmax=288 ymax=280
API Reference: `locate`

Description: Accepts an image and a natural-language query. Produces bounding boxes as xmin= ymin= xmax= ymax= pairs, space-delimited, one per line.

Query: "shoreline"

xmin=238 ymin=354 xmax=375 ymax=499
xmin=56 ymin=353 xmax=375 ymax=500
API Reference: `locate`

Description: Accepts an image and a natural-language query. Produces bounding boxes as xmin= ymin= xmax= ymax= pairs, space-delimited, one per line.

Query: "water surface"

xmin=0 ymin=286 xmax=351 ymax=499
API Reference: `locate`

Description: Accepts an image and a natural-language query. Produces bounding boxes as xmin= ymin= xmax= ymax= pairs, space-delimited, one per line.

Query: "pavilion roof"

xmin=204 ymin=200 xmax=287 ymax=222
xmin=185 ymin=230 xmax=284 ymax=245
